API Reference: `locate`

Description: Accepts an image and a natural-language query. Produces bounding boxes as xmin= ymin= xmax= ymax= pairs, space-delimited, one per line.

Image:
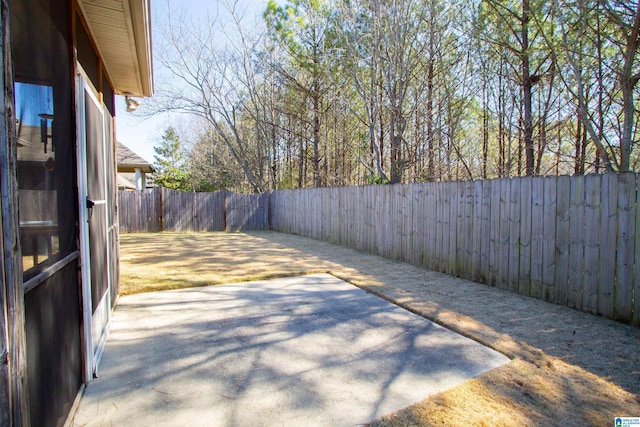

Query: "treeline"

xmin=150 ymin=0 xmax=640 ymax=193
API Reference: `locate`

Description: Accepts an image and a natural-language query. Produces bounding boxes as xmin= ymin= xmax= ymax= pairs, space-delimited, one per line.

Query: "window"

xmin=15 ymin=83 xmax=59 ymax=273
xmin=13 ymin=0 xmax=77 ymax=281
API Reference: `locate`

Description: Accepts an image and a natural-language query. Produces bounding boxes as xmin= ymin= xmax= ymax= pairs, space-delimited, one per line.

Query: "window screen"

xmin=11 ymin=1 xmax=83 ymax=426
xmin=13 ymin=0 xmax=77 ymax=280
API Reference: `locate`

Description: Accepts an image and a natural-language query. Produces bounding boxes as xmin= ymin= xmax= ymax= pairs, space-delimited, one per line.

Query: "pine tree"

xmin=153 ymin=127 xmax=192 ymax=191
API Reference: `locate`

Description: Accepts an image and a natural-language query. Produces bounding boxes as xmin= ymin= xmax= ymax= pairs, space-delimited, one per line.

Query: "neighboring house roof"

xmin=76 ymin=0 xmax=153 ymax=97
xmin=117 ymin=174 xmax=136 ymax=190
xmin=117 ymin=141 xmax=155 ymax=173
xmin=118 ymin=172 xmax=155 ymax=189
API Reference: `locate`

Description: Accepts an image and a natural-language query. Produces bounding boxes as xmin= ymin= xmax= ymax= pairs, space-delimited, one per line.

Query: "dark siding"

xmin=25 ymin=259 xmax=82 ymax=427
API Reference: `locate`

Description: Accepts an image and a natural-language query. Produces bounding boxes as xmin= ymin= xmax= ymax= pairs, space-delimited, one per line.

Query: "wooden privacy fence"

xmin=269 ymin=173 xmax=640 ymax=326
xmin=118 ymin=188 xmax=268 ymax=232
xmin=118 ymin=188 xmax=162 ymax=232
xmin=118 ymin=174 xmax=640 ymax=325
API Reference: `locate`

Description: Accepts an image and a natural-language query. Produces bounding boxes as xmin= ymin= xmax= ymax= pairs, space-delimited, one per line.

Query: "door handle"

xmin=86 ymin=198 xmax=95 ymax=220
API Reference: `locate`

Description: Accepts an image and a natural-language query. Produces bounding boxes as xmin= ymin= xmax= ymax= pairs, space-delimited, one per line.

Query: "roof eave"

xmin=118 ymin=164 xmax=155 ymax=173
xmin=129 ymin=0 xmax=153 ymax=97
xmin=77 ymin=0 xmax=153 ymax=98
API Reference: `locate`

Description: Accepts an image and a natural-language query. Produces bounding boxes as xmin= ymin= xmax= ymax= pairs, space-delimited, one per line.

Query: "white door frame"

xmin=76 ymin=69 xmax=112 ymax=381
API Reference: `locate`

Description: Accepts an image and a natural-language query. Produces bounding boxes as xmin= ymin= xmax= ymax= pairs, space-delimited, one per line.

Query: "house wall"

xmin=12 ymin=0 xmax=83 ymax=425
xmin=1 ymin=0 xmax=122 ymax=425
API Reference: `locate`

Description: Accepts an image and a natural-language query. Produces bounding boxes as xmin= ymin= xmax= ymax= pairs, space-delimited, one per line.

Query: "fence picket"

xmin=488 ymin=180 xmax=501 ymax=286
xmin=541 ymin=176 xmax=557 ymax=302
xmin=530 ymin=177 xmax=545 ymax=299
xmin=599 ymin=174 xmax=617 ymax=318
xmin=555 ymin=176 xmax=570 ymax=306
xmin=615 ymin=173 xmax=636 ymax=322
xmin=508 ymin=178 xmax=521 ymax=293
xmin=583 ymin=174 xmax=601 ymax=314
xmin=456 ymin=182 xmax=469 ymax=276
xmin=450 ymin=183 xmax=460 ymax=275
xmin=471 ymin=180 xmax=483 ymax=282
xmin=498 ymin=178 xmax=511 ymax=289
xmin=463 ymin=181 xmax=474 ymax=278
xmin=518 ymin=177 xmax=532 ymax=296
xmin=424 ymin=183 xmax=436 ymax=269
xmin=411 ymin=185 xmax=420 ymax=265
xmin=568 ymin=175 xmax=585 ymax=309
xmin=395 ymin=185 xmax=405 ymax=261
xmin=480 ymin=180 xmax=491 ymax=284
xmin=438 ymin=184 xmax=448 ymax=272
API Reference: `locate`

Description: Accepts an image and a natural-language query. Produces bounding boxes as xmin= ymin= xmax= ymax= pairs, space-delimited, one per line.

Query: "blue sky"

xmin=15 ymin=83 xmax=54 ymax=126
xmin=116 ymin=0 xmax=269 ymax=163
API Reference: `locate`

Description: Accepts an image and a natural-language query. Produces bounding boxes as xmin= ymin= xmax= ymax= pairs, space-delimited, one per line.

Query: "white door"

xmin=76 ymin=72 xmax=112 ymax=379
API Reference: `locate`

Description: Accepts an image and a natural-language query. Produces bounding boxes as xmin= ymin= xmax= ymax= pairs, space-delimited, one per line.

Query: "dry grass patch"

xmin=118 ymin=231 xmax=640 ymax=426
xmin=118 ymin=232 xmax=328 ymax=295
xmin=373 ymin=358 xmax=640 ymax=426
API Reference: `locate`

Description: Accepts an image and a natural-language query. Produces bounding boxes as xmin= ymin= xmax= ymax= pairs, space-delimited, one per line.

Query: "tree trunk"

xmin=390 ymin=106 xmax=401 ymax=183
xmin=482 ymin=78 xmax=489 ymax=179
xmin=426 ymin=5 xmax=435 ymax=181
xmin=379 ymin=97 xmax=385 ymax=172
xmin=270 ymin=121 xmax=277 ymax=189
xmin=575 ymin=116 xmax=584 ymax=174
xmin=522 ymin=0 xmax=535 ymax=176
xmin=595 ymin=9 xmax=604 ymax=173
xmin=312 ymin=91 xmax=321 ymax=187
xmin=618 ymin=0 xmax=640 ymax=172
xmin=297 ymin=136 xmax=305 ymax=188
xmin=498 ymin=62 xmax=505 ymax=177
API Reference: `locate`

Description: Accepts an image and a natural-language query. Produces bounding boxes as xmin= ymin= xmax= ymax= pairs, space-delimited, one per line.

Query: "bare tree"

xmin=612 ymin=0 xmax=640 ymax=171
xmin=553 ymin=0 xmax=640 ymax=172
xmin=480 ymin=0 xmax=555 ymax=176
xmin=377 ymin=0 xmax=430 ymax=183
xmin=150 ymin=1 xmax=267 ymax=192
xmin=264 ymin=0 xmax=335 ymax=187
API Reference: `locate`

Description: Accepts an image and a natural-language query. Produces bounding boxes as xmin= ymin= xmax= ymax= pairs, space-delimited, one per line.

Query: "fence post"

xmin=158 ymin=187 xmax=163 ymax=232
xmin=267 ymin=191 xmax=271 ymax=230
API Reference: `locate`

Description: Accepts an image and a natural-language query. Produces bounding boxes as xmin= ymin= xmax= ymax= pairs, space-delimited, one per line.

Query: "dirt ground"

xmin=119 ymin=231 xmax=640 ymax=426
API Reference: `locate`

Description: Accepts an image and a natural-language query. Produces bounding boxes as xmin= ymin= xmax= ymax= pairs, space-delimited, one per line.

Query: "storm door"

xmin=76 ymin=72 xmax=112 ymax=378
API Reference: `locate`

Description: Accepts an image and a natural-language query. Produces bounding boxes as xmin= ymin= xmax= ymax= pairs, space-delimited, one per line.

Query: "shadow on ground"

xmin=74 ymin=274 xmax=507 ymax=426
xmin=115 ymin=231 xmax=640 ymax=426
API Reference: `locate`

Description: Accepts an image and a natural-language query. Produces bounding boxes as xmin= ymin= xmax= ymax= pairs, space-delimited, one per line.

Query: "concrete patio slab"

xmin=72 ymin=274 xmax=509 ymax=427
